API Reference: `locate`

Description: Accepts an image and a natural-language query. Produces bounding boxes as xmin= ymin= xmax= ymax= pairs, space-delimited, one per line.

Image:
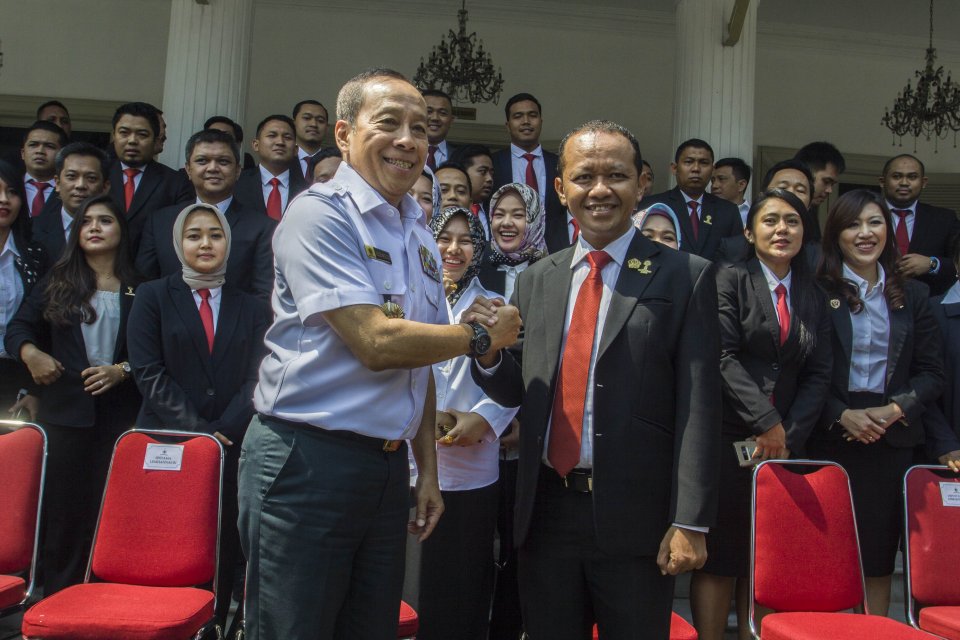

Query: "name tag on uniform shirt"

xmin=364 ymin=244 xmax=392 ymax=264
xmin=940 ymin=481 xmax=960 ymax=507
xmin=143 ymin=443 xmax=184 ymax=471
xmin=419 ymin=244 xmax=441 ymax=283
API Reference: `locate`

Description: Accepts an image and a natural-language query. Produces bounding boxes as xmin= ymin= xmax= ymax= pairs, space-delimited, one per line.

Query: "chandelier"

xmin=413 ymin=1 xmax=504 ymax=105
xmin=881 ymin=0 xmax=960 ymax=150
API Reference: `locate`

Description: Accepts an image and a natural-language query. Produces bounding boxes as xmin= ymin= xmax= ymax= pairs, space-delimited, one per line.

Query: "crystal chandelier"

xmin=413 ymin=1 xmax=504 ymax=105
xmin=881 ymin=0 xmax=960 ymax=150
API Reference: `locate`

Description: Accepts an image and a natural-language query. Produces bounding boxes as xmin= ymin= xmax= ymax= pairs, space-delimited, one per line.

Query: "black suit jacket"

xmin=477 ymin=256 xmax=507 ymax=297
xmin=813 ymin=279 xmax=943 ymax=448
xmin=135 ymin=199 xmax=277 ymax=298
xmin=473 ymin=231 xmax=721 ymax=555
xmin=924 ymin=296 xmax=960 ymax=459
xmin=4 ymin=278 xmax=142 ymax=427
xmin=716 ymin=259 xmax=833 ymax=456
xmin=490 ymin=148 xmax=568 ymax=254
xmin=906 ymin=201 xmax=960 ymax=296
xmin=641 ymin=187 xmax=742 ymax=261
xmin=234 ymin=166 xmax=309 ymax=218
xmin=108 ymin=160 xmax=194 ymax=254
xmin=127 ymin=275 xmax=270 ymax=442
xmin=31 ymin=195 xmax=68 ymax=262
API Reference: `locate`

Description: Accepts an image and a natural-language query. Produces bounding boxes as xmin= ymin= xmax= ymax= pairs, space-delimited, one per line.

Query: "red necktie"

xmin=266 ymin=177 xmax=282 ymax=220
xmin=470 ymin=203 xmax=481 ymax=217
xmin=427 ymin=145 xmax=439 ymax=171
xmin=548 ymin=250 xmax=612 ymax=477
xmin=687 ymin=200 xmax=700 ymax=241
xmin=775 ymin=284 xmax=790 ymax=346
xmin=123 ymin=168 xmax=141 ymax=211
xmin=198 ymin=289 xmax=215 ymax=353
xmin=523 ymin=153 xmax=538 ymax=192
xmin=570 ymin=218 xmax=580 ymax=244
xmin=28 ymin=180 xmax=50 ymax=217
xmin=893 ymin=209 xmax=911 ymax=256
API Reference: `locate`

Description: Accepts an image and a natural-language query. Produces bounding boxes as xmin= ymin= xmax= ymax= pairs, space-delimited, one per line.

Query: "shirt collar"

xmin=843 ymin=262 xmax=885 ymax=296
xmin=885 ymin=200 xmax=917 ymax=215
xmin=260 ymin=164 xmax=289 ymax=187
xmin=338 ymin=162 xmax=424 ymax=222
xmin=570 ymin=226 xmax=636 ymax=270
xmin=298 ymin=146 xmax=317 ymax=162
xmin=196 ymin=195 xmax=233 ymax=212
xmin=61 ymin=207 xmax=74 ymax=231
xmin=192 ymin=286 xmax=222 ymax=299
xmin=680 ymin=190 xmax=704 ymax=206
xmin=1 ymin=232 xmax=20 ymax=258
xmin=943 ymin=281 xmax=960 ymax=305
xmin=120 ymin=161 xmax=146 ymax=172
xmin=758 ymin=260 xmax=792 ymax=293
xmin=511 ymin=143 xmax=542 ymax=159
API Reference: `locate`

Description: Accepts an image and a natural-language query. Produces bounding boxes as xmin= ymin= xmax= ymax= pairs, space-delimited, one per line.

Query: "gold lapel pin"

xmin=830 ymin=298 xmax=840 ymax=309
xmin=125 ymin=286 xmax=135 ymax=296
xmin=629 ymin=259 xmax=653 ymax=275
xmin=627 ymin=258 xmax=641 ymax=270
xmin=703 ymin=215 xmax=713 ymax=225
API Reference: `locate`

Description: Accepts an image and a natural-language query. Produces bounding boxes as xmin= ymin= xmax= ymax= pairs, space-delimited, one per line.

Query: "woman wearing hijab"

xmin=5 ymin=193 xmax=141 ymax=595
xmin=634 ymin=201 xmax=682 ymax=250
xmin=415 ymin=206 xmax=518 ymax=640
xmin=127 ymin=203 xmax=271 ymax=627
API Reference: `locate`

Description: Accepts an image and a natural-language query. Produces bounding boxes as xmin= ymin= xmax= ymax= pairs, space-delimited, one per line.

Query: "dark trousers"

xmin=0 ymin=357 xmax=30 ymax=410
xmin=490 ymin=458 xmax=523 ymax=640
xmin=216 ymin=445 xmax=242 ymax=627
xmin=238 ymin=415 xmax=410 ymax=640
xmin=519 ymin=467 xmax=675 ymax=640
xmin=418 ymin=482 xmax=499 ymax=640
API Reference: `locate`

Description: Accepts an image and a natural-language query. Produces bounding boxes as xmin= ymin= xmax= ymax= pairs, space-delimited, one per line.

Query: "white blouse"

xmin=81 ymin=290 xmax=121 ymax=367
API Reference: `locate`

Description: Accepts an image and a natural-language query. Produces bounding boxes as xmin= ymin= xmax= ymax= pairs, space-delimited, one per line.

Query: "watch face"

xmin=476 ymin=333 xmax=492 ymax=355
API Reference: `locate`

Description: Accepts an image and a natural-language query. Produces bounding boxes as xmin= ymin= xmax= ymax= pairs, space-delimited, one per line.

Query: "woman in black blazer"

xmin=4 ymin=193 xmax=141 ymax=595
xmin=809 ymin=188 xmax=943 ymax=616
xmin=0 ymin=160 xmax=49 ymax=413
xmin=127 ymin=202 xmax=270 ymax=627
xmin=691 ymin=190 xmax=832 ymax=640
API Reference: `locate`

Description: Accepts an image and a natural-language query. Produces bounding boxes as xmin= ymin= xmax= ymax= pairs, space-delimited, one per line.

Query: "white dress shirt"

xmin=885 ymin=200 xmax=917 ymax=239
xmin=23 ymin=173 xmax=54 ymax=213
xmin=498 ymin=260 xmax=530 ymax=304
xmin=510 ymin=144 xmax=547 ymax=201
xmin=0 ymin=234 xmax=23 ymax=359
xmin=430 ymin=140 xmax=451 ymax=167
xmin=758 ymin=261 xmax=792 ymax=325
xmin=681 ymin=191 xmax=705 ymax=221
xmin=843 ymin=263 xmax=890 ymax=393
xmin=297 ymin=146 xmax=317 ymax=179
xmin=738 ymin=200 xmax=751 ymax=228
xmin=191 ymin=286 xmax=222 ymax=332
xmin=196 ymin=196 xmax=233 ymax=213
xmin=80 ymin=290 xmax=121 ymax=366
xmin=943 ymin=281 xmax=960 ymax=305
xmin=120 ymin=161 xmax=146 ymax=191
xmin=259 ymin=165 xmax=291 ymax=213
xmin=60 ymin=208 xmax=74 ymax=242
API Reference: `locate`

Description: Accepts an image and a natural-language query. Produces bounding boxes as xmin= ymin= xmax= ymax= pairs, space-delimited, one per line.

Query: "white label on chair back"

xmin=939 ymin=481 xmax=960 ymax=507
xmin=143 ymin=443 xmax=184 ymax=471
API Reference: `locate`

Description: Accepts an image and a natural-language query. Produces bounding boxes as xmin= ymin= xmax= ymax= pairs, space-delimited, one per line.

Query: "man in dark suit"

xmin=21 ymin=121 xmax=67 ymax=217
xmin=422 ymin=89 xmax=458 ymax=171
xmin=793 ymin=141 xmax=845 ymax=243
xmin=880 ymin=153 xmax=960 ymax=297
xmin=32 ymin=143 xmax=111 ymax=261
xmin=108 ymin=102 xmax=194 ymax=253
xmin=472 ymin=120 xmax=721 ymax=639
xmin=490 ymin=93 xmax=568 ymax=254
xmin=291 ymin=100 xmax=329 ymax=180
xmin=136 ymin=129 xmax=277 ymax=298
xmin=37 ymin=100 xmax=73 ymax=139
xmin=234 ymin=115 xmax=308 ymax=220
xmin=641 ymin=138 xmax=742 ymax=261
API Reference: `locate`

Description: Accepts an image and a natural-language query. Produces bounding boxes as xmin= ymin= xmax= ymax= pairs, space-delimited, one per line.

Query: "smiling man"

xmin=641 ymin=138 xmax=742 ymax=261
xmin=237 ymin=68 xmax=521 ymax=640
xmin=291 ymin=100 xmax=329 ymax=179
xmin=422 ymin=89 xmax=457 ymax=171
xmin=136 ymin=129 xmax=276 ymax=298
xmin=472 ymin=120 xmax=720 ymax=639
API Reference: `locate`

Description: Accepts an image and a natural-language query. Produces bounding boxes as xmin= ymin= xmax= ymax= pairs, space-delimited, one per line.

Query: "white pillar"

xmin=157 ymin=0 xmax=254 ymax=168
xmin=672 ymin=0 xmax=758 ymax=166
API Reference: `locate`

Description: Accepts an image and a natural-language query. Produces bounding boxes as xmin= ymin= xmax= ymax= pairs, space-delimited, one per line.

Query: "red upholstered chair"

xmin=749 ymin=460 xmax=933 ymax=639
xmin=591 ymin=611 xmax=698 ymax=639
xmin=904 ymin=465 xmax=960 ymax=639
xmin=22 ymin=429 xmax=224 ymax=640
xmin=0 ymin=421 xmax=47 ymax=618
xmin=397 ymin=599 xmax=419 ymax=639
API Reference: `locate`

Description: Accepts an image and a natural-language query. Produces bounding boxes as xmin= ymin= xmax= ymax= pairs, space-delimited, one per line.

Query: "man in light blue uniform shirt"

xmin=238 ymin=68 xmax=521 ymax=640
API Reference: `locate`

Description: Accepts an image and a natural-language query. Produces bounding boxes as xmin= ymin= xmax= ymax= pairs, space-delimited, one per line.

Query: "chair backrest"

xmin=751 ymin=461 xmax=865 ymax=615
xmin=89 ymin=430 xmax=223 ymax=589
xmin=904 ymin=465 xmax=960 ymax=621
xmin=0 ymin=422 xmax=46 ymax=580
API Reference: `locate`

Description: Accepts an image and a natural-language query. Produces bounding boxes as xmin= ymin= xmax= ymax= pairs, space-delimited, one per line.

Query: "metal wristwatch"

xmin=467 ymin=322 xmax=492 ymax=358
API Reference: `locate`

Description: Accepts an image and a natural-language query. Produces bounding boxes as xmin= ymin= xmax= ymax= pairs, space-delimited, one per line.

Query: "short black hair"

xmin=203 ymin=115 xmax=244 ymax=143
xmin=794 ymin=141 xmax=846 ymax=174
xmin=306 ymin=147 xmax=343 ymax=176
xmin=185 ymin=129 xmax=240 ymax=164
xmin=504 ymin=93 xmax=542 ymax=120
xmin=55 ymin=142 xmax=110 ymax=179
xmin=23 ymin=120 xmax=68 ymax=147
xmin=760 ymin=159 xmax=815 ymax=194
xmin=112 ymin=102 xmax=161 ymax=137
xmin=674 ymin=138 xmax=713 ymax=164
xmin=715 ymin=157 xmax=751 ymax=184
xmin=642 ymin=159 xmax=652 ymax=170
xmin=255 ymin=114 xmax=296 ymax=138
xmin=435 ymin=161 xmax=472 ymax=191
xmin=881 ymin=153 xmax=925 ymax=178
xmin=452 ymin=144 xmax=492 ymax=169
xmin=558 ymin=120 xmax=642 ymax=177
xmin=292 ymin=100 xmax=328 ymax=121
xmin=421 ymin=89 xmax=453 ymax=105
xmin=36 ymin=100 xmax=69 ymax=120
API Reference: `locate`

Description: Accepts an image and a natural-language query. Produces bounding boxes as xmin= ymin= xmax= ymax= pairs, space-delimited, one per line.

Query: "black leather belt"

xmin=542 ymin=464 xmax=593 ymax=492
xmin=259 ymin=413 xmax=404 ymax=453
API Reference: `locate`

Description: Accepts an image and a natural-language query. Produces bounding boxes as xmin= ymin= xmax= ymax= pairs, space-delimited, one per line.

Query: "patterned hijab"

xmin=172 ymin=203 xmax=232 ymax=290
xmin=633 ymin=202 xmax=682 ymax=248
xmin=487 ymin=182 xmax=547 ymax=266
xmin=429 ymin=206 xmax=486 ymax=305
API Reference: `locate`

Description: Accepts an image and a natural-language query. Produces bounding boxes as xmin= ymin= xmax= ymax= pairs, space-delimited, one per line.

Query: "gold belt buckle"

xmin=382 ymin=440 xmax=401 ymax=453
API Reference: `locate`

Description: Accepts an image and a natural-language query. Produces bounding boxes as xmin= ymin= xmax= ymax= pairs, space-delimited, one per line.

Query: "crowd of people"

xmin=1 ymin=67 xmax=958 ymax=640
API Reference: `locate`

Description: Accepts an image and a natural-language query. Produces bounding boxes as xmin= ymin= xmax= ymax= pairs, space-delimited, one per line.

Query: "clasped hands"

xmin=839 ymin=403 xmax=903 ymax=444
xmin=461 ymin=295 xmax=522 ymax=364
